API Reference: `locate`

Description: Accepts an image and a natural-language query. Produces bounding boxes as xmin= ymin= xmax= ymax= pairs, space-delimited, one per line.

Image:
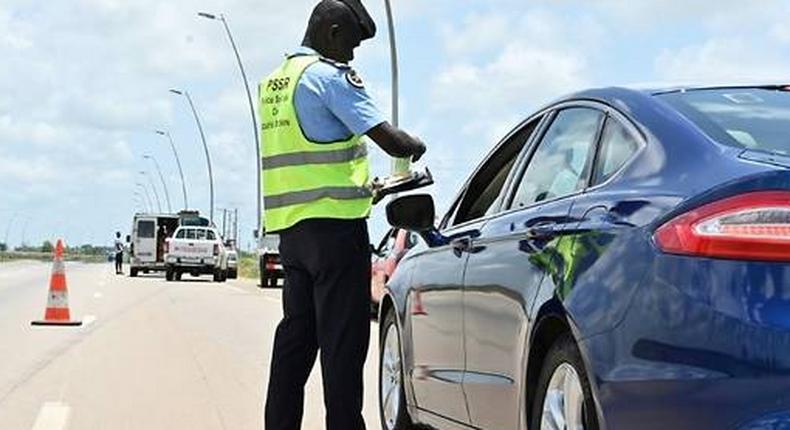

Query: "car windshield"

xmin=659 ymin=87 xmax=790 ymax=155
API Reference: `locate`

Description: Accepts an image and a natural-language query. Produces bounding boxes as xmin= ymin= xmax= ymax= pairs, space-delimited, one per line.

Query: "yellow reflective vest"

xmin=259 ymin=54 xmax=372 ymax=233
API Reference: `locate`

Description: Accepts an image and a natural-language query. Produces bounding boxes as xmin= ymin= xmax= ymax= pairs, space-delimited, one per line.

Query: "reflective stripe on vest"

xmin=262 ymin=144 xmax=368 ymax=170
xmin=259 ymin=54 xmax=372 ymax=232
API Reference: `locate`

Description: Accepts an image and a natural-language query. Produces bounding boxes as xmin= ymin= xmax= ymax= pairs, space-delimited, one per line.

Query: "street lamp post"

xmin=198 ymin=11 xmax=261 ymax=236
xmin=156 ymin=130 xmax=189 ymax=210
xmin=134 ymin=191 xmax=152 ymax=212
xmin=138 ymin=172 xmax=162 ymax=213
xmin=383 ymin=0 xmax=409 ymax=182
xmin=4 ymin=212 xmax=17 ymax=248
xmin=170 ymin=88 xmax=214 ymax=223
xmin=135 ymin=184 xmax=154 ymax=212
xmin=143 ymin=154 xmax=172 ymax=213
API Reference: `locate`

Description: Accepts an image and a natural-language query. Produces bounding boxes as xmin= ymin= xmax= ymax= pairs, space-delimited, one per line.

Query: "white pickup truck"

xmin=164 ymin=225 xmax=229 ymax=282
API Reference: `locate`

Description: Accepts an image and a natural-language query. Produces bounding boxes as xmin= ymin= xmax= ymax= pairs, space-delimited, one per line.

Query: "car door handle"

xmin=526 ymin=224 xmax=556 ymax=240
xmin=451 ymin=237 xmax=472 ymax=253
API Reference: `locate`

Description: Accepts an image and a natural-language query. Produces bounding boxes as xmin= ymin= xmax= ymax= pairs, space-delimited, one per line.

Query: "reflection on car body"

xmin=377 ymin=85 xmax=790 ymax=430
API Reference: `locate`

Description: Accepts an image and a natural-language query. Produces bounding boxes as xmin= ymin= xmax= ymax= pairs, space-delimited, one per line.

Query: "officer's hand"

xmin=410 ymin=137 xmax=426 ymax=162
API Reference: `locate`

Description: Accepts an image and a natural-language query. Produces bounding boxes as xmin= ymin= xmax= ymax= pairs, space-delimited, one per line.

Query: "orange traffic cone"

xmin=31 ymin=239 xmax=82 ymax=327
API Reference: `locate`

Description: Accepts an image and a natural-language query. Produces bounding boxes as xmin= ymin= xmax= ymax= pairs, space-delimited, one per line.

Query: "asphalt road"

xmin=0 ymin=261 xmax=382 ymax=430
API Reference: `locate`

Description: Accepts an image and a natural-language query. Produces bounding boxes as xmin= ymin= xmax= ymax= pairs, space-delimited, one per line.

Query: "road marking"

xmin=93 ymin=292 xmax=103 ymax=299
xmin=82 ymin=315 xmax=97 ymax=327
xmin=32 ymin=401 xmax=70 ymax=430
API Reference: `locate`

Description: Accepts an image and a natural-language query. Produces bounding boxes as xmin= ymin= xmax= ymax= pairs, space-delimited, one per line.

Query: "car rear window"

xmin=659 ymin=87 xmax=790 ymax=155
xmin=137 ymin=220 xmax=155 ymax=238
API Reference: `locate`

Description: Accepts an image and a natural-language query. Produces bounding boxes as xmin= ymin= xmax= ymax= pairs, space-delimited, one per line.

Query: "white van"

xmin=129 ymin=213 xmax=180 ymax=277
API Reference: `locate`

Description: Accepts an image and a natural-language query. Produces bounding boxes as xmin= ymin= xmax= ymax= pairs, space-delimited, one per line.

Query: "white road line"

xmin=82 ymin=315 xmax=97 ymax=327
xmin=32 ymin=401 xmax=71 ymax=430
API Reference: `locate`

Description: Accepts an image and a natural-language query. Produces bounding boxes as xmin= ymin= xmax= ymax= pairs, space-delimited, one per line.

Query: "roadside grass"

xmin=238 ymin=255 xmax=259 ymax=279
xmin=0 ymin=252 xmax=108 ymax=264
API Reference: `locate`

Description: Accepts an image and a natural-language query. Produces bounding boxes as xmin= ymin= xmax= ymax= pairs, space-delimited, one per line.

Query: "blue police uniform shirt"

xmin=292 ymin=46 xmax=386 ymax=143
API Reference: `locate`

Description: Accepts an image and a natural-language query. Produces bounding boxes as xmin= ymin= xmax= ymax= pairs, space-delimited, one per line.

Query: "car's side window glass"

xmin=207 ymin=230 xmax=216 ymax=241
xmin=186 ymin=229 xmax=196 ymax=240
xmin=592 ymin=118 xmax=640 ymax=186
xmin=452 ymin=118 xmax=541 ymax=226
xmin=511 ymin=108 xmax=603 ymax=208
xmin=175 ymin=229 xmax=186 ymax=239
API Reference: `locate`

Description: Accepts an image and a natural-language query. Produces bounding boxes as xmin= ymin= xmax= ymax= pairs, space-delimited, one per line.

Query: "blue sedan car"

xmin=378 ymin=85 xmax=790 ymax=430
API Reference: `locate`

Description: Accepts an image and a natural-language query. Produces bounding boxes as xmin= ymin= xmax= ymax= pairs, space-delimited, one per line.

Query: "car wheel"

xmin=213 ymin=269 xmax=222 ymax=282
xmin=532 ymin=334 xmax=599 ymax=430
xmin=165 ymin=266 xmax=174 ymax=282
xmin=130 ymin=268 xmax=138 ymax=278
xmin=175 ymin=271 xmax=182 ymax=281
xmin=379 ymin=309 xmax=413 ymax=430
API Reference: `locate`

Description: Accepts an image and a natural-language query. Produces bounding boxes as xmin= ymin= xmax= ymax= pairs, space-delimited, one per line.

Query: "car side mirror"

xmin=386 ymin=194 xmax=435 ymax=232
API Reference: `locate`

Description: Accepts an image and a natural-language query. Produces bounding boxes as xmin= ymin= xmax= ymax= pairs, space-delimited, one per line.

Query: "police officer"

xmin=260 ymin=1 xmax=425 ymax=429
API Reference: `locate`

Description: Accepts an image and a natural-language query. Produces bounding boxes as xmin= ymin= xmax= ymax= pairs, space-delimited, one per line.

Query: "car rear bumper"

xmin=581 ymin=254 xmax=790 ymax=429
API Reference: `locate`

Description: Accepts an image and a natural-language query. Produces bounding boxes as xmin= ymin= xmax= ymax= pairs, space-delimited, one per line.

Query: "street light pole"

xmin=144 ymin=154 xmax=172 ymax=213
xmin=135 ymin=184 xmax=154 ymax=212
xmin=156 ymin=130 xmax=189 ymax=210
xmin=383 ymin=0 xmax=409 ymax=182
xmin=170 ymin=88 xmax=214 ymax=224
xmin=134 ymin=190 xmax=152 ymax=212
xmin=138 ymin=172 xmax=162 ymax=213
xmin=198 ymin=11 xmax=261 ymax=236
xmin=4 ymin=212 xmax=17 ymax=248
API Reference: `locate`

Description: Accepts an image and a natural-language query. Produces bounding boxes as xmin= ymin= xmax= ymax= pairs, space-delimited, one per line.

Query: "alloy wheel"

xmin=540 ymin=363 xmax=585 ymax=430
xmin=380 ymin=323 xmax=402 ymax=430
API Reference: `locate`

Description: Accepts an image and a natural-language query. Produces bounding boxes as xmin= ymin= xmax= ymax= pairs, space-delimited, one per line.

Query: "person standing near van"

xmin=114 ymin=231 xmax=124 ymax=275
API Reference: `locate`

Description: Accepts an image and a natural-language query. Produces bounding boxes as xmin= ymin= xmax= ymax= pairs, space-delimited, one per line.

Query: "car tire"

xmin=531 ymin=334 xmax=599 ymax=430
xmin=130 ymin=268 xmax=138 ymax=278
xmin=259 ymin=257 xmax=266 ymax=289
xmin=379 ymin=309 xmax=414 ymax=430
xmin=165 ymin=266 xmax=174 ymax=282
xmin=228 ymin=269 xmax=238 ymax=280
xmin=175 ymin=271 xmax=182 ymax=281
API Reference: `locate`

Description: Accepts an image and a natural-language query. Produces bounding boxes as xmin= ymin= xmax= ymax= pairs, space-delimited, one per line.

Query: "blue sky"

xmin=2 ymin=0 xmax=790 ymax=249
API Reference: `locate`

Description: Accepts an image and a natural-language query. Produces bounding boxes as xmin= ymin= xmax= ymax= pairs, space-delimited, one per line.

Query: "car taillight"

xmin=213 ymin=244 xmax=219 ymax=256
xmin=654 ymin=191 xmax=790 ymax=262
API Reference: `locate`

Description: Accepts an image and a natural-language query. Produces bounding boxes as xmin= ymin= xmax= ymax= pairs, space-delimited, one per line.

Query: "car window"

xmin=451 ymin=118 xmax=541 ymax=226
xmin=175 ymin=229 xmax=186 ymax=239
xmin=592 ymin=118 xmax=640 ymax=186
xmin=659 ymin=88 xmax=790 ymax=155
xmin=137 ymin=220 xmax=155 ymax=238
xmin=511 ymin=108 xmax=603 ymax=208
xmin=207 ymin=230 xmax=216 ymax=240
xmin=186 ymin=229 xmax=196 ymax=240
xmin=196 ymin=229 xmax=208 ymax=240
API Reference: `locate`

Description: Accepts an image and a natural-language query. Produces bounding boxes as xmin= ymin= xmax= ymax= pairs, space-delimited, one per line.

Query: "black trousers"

xmin=265 ymin=218 xmax=371 ymax=430
xmin=114 ymin=252 xmax=123 ymax=273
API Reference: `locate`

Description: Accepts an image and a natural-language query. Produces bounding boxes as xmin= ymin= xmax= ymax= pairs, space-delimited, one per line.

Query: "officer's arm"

xmin=367 ymin=122 xmax=426 ymax=162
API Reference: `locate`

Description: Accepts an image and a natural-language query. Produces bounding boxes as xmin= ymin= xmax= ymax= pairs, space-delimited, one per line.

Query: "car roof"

xmin=559 ymin=82 xmax=789 ymax=102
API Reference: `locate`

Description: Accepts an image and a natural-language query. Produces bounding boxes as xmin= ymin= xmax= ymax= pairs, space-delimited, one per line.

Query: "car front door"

xmin=462 ymin=106 xmax=606 ymax=429
xmin=406 ymin=118 xmax=543 ymax=424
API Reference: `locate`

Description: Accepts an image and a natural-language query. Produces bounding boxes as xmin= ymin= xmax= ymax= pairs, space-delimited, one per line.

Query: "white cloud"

xmin=655 ymin=37 xmax=790 ymax=82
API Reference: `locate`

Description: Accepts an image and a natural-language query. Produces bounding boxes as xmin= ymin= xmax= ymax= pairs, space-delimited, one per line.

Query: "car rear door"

xmin=135 ymin=218 xmax=157 ymax=263
xmin=462 ymin=106 xmax=606 ymax=429
xmin=406 ymin=117 xmax=542 ymax=424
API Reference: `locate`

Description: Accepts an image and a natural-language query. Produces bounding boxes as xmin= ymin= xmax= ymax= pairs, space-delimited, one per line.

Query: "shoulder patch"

xmin=345 ymin=69 xmax=365 ymax=89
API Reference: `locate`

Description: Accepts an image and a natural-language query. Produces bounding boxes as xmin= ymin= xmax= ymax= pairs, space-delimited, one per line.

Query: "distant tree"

xmin=0 ymin=243 xmax=7 ymax=252
xmin=41 ymin=241 xmax=53 ymax=253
